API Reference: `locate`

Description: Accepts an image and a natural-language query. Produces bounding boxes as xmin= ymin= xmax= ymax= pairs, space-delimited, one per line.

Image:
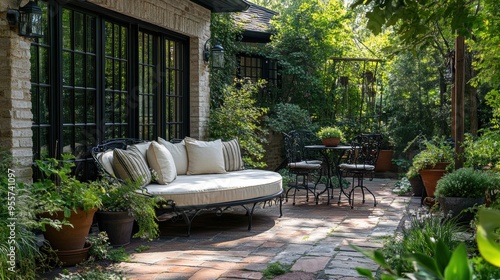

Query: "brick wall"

xmin=0 ymin=1 xmax=34 ymax=182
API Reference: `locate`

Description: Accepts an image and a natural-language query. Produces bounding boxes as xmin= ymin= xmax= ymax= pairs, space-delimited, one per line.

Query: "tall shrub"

xmin=209 ymin=79 xmax=269 ymax=168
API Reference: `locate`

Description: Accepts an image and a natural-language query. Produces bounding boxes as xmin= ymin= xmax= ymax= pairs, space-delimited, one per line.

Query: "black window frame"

xmin=30 ymin=0 xmax=190 ymax=180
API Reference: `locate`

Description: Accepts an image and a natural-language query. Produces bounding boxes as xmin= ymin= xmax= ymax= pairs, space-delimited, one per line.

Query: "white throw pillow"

xmin=112 ymin=149 xmax=152 ymax=187
xmin=184 ymin=137 xmax=226 ymax=175
xmin=158 ymin=137 xmax=188 ymax=175
xmin=96 ymin=150 xmax=115 ymax=177
xmin=147 ymin=141 xmax=177 ymax=184
xmin=128 ymin=142 xmax=151 ymax=161
xmin=222 ymin=139 xmax=244 ymax=171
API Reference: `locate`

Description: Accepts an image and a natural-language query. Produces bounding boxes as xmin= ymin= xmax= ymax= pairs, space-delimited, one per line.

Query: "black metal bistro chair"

xmin=339 ymin=133 xmax=382 ymax=208
xmin=283 ymin=130 xmax=323 ymax=205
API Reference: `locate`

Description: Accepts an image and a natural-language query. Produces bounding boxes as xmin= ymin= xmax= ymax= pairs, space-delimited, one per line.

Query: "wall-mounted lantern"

xmin=7 ymin=1 xmax=43 ymax=38
xmin=203 ymin=39 xmax=224 ymax=69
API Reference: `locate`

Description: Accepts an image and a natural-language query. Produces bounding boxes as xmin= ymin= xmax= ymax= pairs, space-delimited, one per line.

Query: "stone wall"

xmin=0 ymin=1 xmax=34 ymax=182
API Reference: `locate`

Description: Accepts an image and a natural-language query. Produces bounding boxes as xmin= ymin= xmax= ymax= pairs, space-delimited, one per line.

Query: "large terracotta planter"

xmin=375 ymin=150 xmax=394 ymax=172
xmin=40 ymin=208 xmax=97 ymax=250
xmin=321 ymin=137 xmax=340 ymax=147
xmin=56 ymin=242 xmax=92 ymax=266
xmin=438 ymin=196 xmax=485 ymax=225
xmin=96 ymin=211 xmax=135 ymax=247
xmin=419 ymin=169 xmax=446 ymax=200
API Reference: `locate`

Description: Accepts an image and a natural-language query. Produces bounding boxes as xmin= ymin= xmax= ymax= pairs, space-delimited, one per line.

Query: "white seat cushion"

xmin=144 ymin=169 xmax=282 ymax=207
xmin=288 ymin=161 xmax=322 ymax=169
xmin=339 ymin=163 xmax=375 ymax=171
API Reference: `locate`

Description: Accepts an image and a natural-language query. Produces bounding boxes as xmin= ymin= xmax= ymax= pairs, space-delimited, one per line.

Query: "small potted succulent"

xmin=316 ymin=126 xmax=343 ymax=147
xmin=435 ymin=168 xmax=498 ymax=224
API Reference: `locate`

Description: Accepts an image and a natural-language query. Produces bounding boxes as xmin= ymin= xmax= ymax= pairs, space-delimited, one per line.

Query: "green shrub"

xmin=262 ymin=262 xmax=291 ymax=279
xmin=264 ymin=103 xmax=316 ymax=134
xmin=209 ymin=79 xmax=269 ymax=168
xmin=380 ymin=209 xmax=462 ymax=272
xmin=463 ymin=129 xmax=500 ymax=171
xmin=435 ymin=168 xmax=497 ymax=198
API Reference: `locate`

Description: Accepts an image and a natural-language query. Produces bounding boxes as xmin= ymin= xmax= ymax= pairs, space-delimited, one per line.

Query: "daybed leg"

xmin=247 ymin=202 xmax=258 ymax=230
xmin=279 ymin=194 xmax=283 ymax=218
xmin=180 ymin=211 xmax=192 ymax=237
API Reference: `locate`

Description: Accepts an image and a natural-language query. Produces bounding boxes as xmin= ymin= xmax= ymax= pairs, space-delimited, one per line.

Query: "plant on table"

xmin=316 ymin=126 xmax=343 ymax=140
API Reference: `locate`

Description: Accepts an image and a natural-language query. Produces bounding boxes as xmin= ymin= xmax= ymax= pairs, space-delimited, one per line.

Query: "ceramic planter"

xmin=321 ymin=137 xmax=340 ymax=147
xmin=419 ymin=169 xmax=446 ymax=201
xmin=409 ymin=176 xmax=424 ymax=197
xmin=40 ymin=208 xmax=97 ymax=250
xmin=438 ymin=196 xmax=485 ymax=225
xmin=375 ymin=150 xmax=394 ymax=172
xmin=96 ymin=211 xmax=135 ymax=247
xmin=55 ymin=242 xmax=91 ymax=266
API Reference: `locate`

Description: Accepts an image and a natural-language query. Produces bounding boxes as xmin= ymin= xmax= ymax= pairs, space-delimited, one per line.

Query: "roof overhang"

xmin=190 ymin=0 xmax=250 ymax=12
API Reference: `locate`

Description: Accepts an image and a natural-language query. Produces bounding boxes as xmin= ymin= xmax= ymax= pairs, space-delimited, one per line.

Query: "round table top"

xmin=304 ymin=145 xmax=352 ymax=150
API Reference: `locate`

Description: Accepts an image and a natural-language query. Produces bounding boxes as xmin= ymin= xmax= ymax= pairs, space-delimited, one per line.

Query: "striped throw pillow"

xmin=222 ymin=139 xmax=244 ymax=171
xmin=112 ymin=149 xmax=152 ymax=187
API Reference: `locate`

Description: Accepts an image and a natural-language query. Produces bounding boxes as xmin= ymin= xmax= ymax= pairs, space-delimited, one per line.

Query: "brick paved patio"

xmin=110 ymin=178 xmax=420 ymax=279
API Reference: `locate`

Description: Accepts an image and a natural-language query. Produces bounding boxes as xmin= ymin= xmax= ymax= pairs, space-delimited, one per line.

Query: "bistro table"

xmin=304 ymin=145 xmax=352 ymax=205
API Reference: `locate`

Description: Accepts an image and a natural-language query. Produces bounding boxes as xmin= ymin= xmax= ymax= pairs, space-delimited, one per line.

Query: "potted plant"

xmin=95 ymin=179 xmax=162 ymax=246
xmin=435 ymin=168 xmax=497 ymax=224
xmin=32 ymin=154 xmax=102 ymax=264
xmin=375 ymin=135 xmax=395 ymax=172
xmin=406 ymin=167 xmax=424 ymax=197
xmin=411 ymin=137 xmax=454 ymax=203
xmin=316 ymin=126 xmax=343 ymax=147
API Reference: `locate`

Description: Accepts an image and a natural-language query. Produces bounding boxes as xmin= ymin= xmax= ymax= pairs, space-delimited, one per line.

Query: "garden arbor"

xmin=324 ymin=57 xmax=385 ymax=135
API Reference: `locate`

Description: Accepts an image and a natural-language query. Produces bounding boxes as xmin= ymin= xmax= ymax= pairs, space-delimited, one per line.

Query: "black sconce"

xmin=7 ymin=1 xmax=43 ymax=38
xmin=203 ymin=39 xmax=224 ymax=69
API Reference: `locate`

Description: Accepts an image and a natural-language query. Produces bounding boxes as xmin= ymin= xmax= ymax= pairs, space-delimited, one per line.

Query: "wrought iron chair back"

xmin=340 ymin=133 xmax=383 ymax=208
xmin=283 ymin=130 xmax=323 ymax=205
xmin=283 ymin=130 xmax=322 ymax=165
xmin=343 ymin=133 xmax=383 ymax=167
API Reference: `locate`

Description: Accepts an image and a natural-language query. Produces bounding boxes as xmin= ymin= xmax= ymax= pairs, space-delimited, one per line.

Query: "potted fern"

xmin=95 ymin=179 xmax=163 ymax=246
xmin=316 ymin=126 xmax=343 ymax=147
xmin=32 ymin=154 xmax=102 ymax=264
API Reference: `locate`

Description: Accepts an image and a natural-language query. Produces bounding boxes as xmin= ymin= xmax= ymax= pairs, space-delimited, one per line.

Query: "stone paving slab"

xmin=40 ymin=178 xmax=421 ymax=279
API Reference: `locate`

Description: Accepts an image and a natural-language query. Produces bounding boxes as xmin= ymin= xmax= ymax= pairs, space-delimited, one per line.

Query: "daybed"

xmin=92 ymin=137 xmax=283 ymax=236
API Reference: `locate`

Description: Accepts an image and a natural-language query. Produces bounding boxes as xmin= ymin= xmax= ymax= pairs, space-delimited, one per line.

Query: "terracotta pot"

xmin=375 ymin=150 xmax=394 ymax=172
xmin=438 ymin=196 xmax=485 ymax=225
xmin=40 ymin=208 xmax=97 ymax=250
xmin=56 ymin=242 xmax=91 ymax=267
xmin=432 ymin=162 xmax=450 ymax=170
xmin=321 ymin=138 xmax=340 ymax=147
xmin=419 ymin=169 xmax=446 ymax=199
xmin=96 ymin=211 xmax=135 ymax=247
